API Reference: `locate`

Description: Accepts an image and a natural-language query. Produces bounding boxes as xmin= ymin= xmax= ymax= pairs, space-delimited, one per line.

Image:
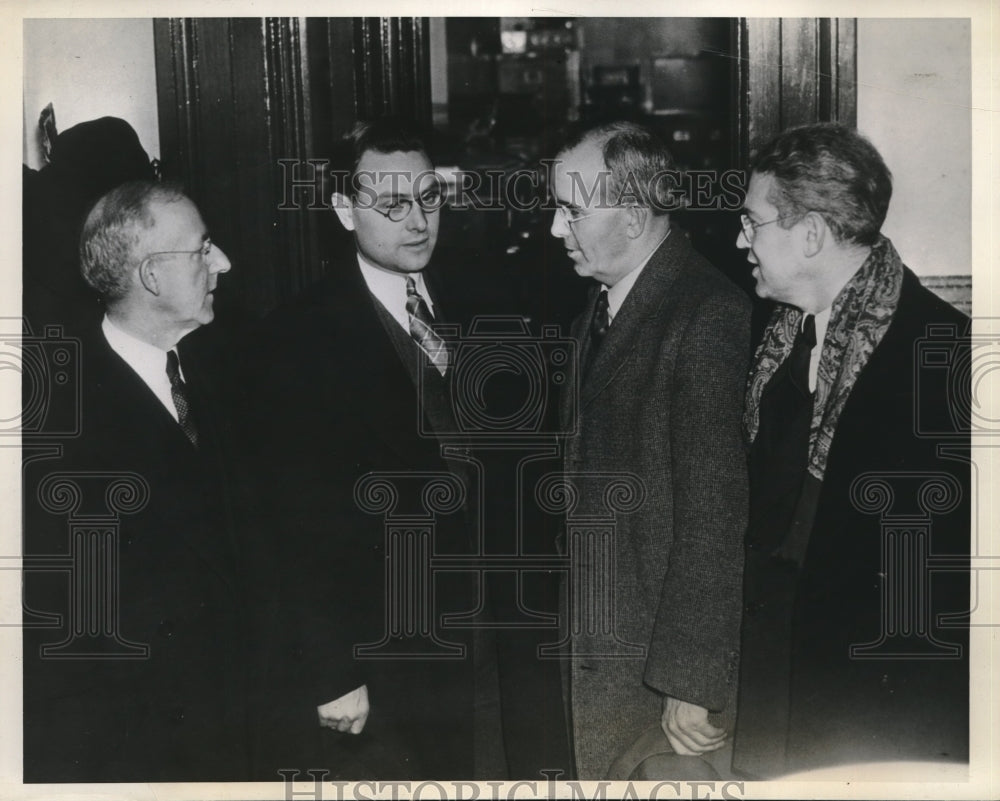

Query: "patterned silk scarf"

xmin=744 ymin=235 xmax=904 ymax=480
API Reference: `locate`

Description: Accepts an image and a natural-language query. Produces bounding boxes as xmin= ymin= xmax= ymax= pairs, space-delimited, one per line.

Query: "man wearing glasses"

xmin=244 ymin=117 xmax=512 ymax=779
xmin=22 ymin=181 xmax=247 ymax=781
xmin=733 ymin=123 xmax=970 ymax=778
xmin=548 ymin=121 xmax=751 ymax=779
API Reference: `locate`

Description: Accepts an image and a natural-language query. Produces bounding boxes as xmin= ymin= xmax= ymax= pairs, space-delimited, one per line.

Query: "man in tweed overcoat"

xmin=549 ymin=122 xmax=750 ymax=778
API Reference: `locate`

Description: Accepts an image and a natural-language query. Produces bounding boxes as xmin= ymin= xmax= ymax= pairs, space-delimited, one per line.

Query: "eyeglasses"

xmin=739 ymin=213 xmax=802 ymax=242
xmin=140 ymin=238 xmax=214 ymax=267
xmin=555 ymin=205 xmax=622 ymax=226
xmin=371 ymin=189 xmax=445 ymax=222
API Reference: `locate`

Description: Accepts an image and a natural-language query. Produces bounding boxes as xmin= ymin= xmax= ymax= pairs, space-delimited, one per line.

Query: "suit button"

xmin=158 ymin=620 xmax=174 ymax=638
xmin=169 ymin=706 xmax=185 ymax=723
xmin=745 ymin=601 xmax=763 ymax=617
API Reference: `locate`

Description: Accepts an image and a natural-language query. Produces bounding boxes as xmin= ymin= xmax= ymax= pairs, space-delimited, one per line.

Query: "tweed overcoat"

xmin=559 ymin=230 xmax=751 ymax=778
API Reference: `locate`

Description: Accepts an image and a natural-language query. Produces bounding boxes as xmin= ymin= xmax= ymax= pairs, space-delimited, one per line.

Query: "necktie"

xmin=747 ymin=314 xmax=816 ymax=552
xmin=787 ymin=313 xmax=816 ymax=396
xmin=165 ymin=349 xmax=199 ymax=447
xmin=405 ymin=276 xmax=450 ymax=376
xmin=591 ymin=289 xmax=610 ymax=345
xmin=583 ymin=289 xmax=610 ymax=379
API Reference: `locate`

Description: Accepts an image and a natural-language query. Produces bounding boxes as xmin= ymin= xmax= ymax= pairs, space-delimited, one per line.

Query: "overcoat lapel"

xmin=579 ymin=232 xmax=686 ymax=407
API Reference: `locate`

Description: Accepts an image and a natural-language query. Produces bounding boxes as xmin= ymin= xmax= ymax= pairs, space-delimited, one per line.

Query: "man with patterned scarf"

xmin=731 ymin=123 xmax=970 ymax=778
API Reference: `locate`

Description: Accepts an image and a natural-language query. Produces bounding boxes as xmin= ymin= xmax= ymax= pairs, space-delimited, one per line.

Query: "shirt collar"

xmin=102 ymin=314 xmax=178 ymax=381
xmin=605 ymin=229 xmax=671 ymax=322
xmin=356 ymin=252 xmax=433 ymax=330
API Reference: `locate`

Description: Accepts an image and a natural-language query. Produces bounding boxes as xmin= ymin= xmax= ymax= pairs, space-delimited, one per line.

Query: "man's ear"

xmin=801 ymin=211 xmax=827 ymax=258
xmin=137 ymin=260 xmax=160 ymax=296
xmin=332 ymin=193 xmax=356 ymax=231
xmin=624 ymin=205 xmax=648 ymax=239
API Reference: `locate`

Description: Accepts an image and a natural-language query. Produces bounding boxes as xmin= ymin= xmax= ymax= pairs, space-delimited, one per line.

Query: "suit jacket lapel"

xmin=580 ymin=232 xmax=686 ymax=408
xmin=89 ymin=334 xmax=239 ymax=588
xmin=323 ymin=255 xmax=441 ymax=464
xmin=91 ymin=333 xmax=197 ymax=454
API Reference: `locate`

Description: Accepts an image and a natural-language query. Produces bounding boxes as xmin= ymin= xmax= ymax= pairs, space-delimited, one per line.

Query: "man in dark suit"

xmin=22 ymin=181 xmax=249 ymax=781
xmin=548 ymin=121 xmax=751 ymax=778
xmin=733 ymin=123 xmax=970 ymax=777
xmin=244 ymin=118 xmax=572 ymax=780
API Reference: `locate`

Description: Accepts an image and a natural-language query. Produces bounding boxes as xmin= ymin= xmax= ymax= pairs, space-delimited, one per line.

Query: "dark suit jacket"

xmin=559 ymin=230 xmax=751 ymax=778
xmin=242 ymin=251 xmax=482 ymax=779
xmin=22 ymin=327 xmax=249 ymax=782
xmin=733 ymin=268 xmax=971 ymax=777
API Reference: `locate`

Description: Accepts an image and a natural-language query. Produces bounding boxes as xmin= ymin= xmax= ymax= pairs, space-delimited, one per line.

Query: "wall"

xmin=857 ymin=18 xmax=970 ymax=279
xmin=23 ymin=18 xmax=159 ymax=168
xmin=20 ymin=16 xmax=972 ymax=282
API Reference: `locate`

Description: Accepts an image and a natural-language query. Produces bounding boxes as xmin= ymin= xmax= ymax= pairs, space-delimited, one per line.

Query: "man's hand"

xmin=660 ymin=696 xmax=726 ymax=755
xmin=317 ymin=684 xmax=369 ymax=734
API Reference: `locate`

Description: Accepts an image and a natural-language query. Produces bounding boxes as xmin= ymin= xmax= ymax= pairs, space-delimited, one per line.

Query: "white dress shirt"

xmin=604 ymin=229 xmax=672 ymax=324
xmin=102 ymin=315 xmax=181 ymax=422
xmin=357 ymin=253 xmax=436 ymax=332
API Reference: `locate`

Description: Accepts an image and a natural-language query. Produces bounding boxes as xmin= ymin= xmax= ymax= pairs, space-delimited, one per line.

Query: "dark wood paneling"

xmin=354 ymin=17 xmax=432 ymax=126
xmin=780 ymin=18 xmax=819 ymax=129
xmin=745 ymin=18 xmax=782 ymax=158
xmin=155 ymin=17 xmax=433 ymax=315
xmin=834 ymin=18 xmax=857 ymax=126
xmin=737 ymin=17 xmax=856 ymax=165
xmin=306 ymin=17 xmax=357 ymax=155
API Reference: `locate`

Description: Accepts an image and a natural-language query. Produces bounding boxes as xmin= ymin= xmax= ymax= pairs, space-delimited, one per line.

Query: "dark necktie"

xmin=583 ymin=289 xmax=610 ymax=378
xmin=747 ymin=314 xmax=816 ymax=552
xmin=786 ymin=313 xmax=816 ymax=397
xmin=165 ymin=349 xmax=199 ymax=447
xmin=405 ymin=276 xmax=450 ymax=376
xmin=591 ymin=289 xmax=610 ymax=344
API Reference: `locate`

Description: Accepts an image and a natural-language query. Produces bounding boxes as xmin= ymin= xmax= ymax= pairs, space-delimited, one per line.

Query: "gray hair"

xmin=561 ymin=121 xmax=678 ymax=215
xmin=79 ymin=180 xmax=186 ymax=300
xmin=752 ymin=123 xmax=892 ymax=246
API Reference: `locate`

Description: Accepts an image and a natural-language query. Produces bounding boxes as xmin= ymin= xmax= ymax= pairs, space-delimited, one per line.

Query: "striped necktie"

xmin=405 ymin=276 xmax=450 ymax=376
xmin=165 ymin=349 xmax=199 ymax=447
